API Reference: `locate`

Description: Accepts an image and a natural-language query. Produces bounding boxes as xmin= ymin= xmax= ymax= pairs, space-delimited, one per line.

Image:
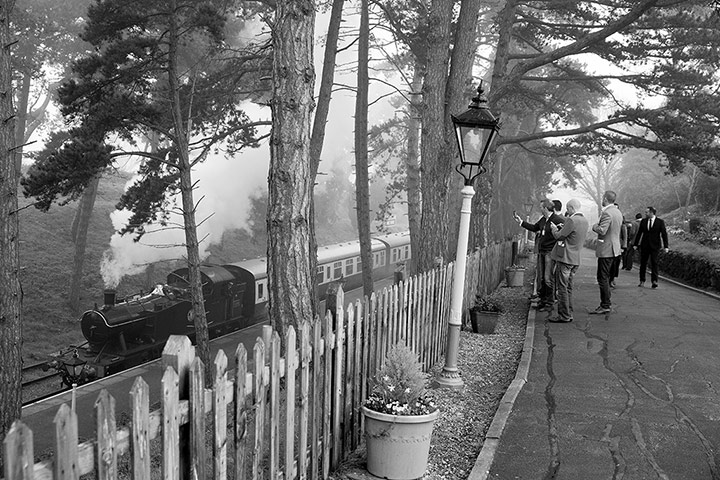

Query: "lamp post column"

xmin=434 ymin=183 xmax=475 ymax=388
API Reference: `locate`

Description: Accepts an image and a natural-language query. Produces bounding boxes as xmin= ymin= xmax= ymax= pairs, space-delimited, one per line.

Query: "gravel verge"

xmin=330 ymin=258 xmax=534 ymax=480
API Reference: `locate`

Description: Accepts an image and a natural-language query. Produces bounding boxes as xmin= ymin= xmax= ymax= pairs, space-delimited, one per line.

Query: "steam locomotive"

xmin=46 ymin=232 xmax=411 ymax=386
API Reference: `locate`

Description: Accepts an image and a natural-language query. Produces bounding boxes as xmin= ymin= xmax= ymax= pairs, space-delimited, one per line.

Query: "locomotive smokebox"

xmin=103 ymin=289 xmax=117 ymax=308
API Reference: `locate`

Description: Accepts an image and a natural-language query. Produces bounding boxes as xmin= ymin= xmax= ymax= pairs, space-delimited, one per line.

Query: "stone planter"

xmin=362 ymin=406 xmax=440 ymax=480
xmin=469 ymin=309 xmax=500 ymax=334
xmin=504 ymin=267 xmax=525 ymax=287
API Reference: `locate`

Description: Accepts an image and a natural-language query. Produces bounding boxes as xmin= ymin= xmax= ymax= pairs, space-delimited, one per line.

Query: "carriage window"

xmin=257 ymin=283 xmax=264 ymax=300
xmin=345 ymin=259 xmax=354 ymax=276
xmin=404 ymin=245 xmax=410 ymax=259
xmin=317 ymin=265 xmax=325 ymax=284
xmin=376 ymin=251 xmax=386 ymax=267
xmin=333 ymin=261 xmax=343 ymax=279
xmin=392 ymin=249 xmax=397 ymax=263
xmin=356 ymin=256 xmax=362 ymax=272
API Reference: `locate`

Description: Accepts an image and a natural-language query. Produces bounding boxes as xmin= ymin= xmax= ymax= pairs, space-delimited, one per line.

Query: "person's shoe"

xmin=638 ymin=281 xmax=645 ymax=287
xmin=548 ymin=317 xmax=572 ymax=323
xmin=529 ymin=294 xmax=539 ymax=300
xmin=538 ymin=305 xmax=553 ymax=312
xmin=590 ymin=306 xmax=611 ymax=314
xmin=651 ymin=282 xmax=658 ymax=289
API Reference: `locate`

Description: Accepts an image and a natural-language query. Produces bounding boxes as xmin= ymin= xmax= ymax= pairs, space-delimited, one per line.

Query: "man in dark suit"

xmin=633 ymin=206 xmax=669 ymax=288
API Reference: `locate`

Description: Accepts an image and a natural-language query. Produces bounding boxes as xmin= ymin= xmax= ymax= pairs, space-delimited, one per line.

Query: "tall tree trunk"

xmin=0 ymin=0 xmax=21 ymax=452
xmin=309 ymin=0 xmax=344 ymax=309
xmin=268 ymin=0 xmax=316 ymax=337
xmin=69 ymin=175 xmax=99 ymax=312
xmin=168 ymin=0 xmax=211 ymax=374
xmin=355 ymin=0 xmax=373 ymax=298
xmin=444 ymin=0 xmax=482 ymax=257
xmin=309 ymin=0 xmax=344 ymax=180
xmin=405 ymin=65 xmax=423 ymax=275
xmin=417 ymin=0 xmax=453 ymax=272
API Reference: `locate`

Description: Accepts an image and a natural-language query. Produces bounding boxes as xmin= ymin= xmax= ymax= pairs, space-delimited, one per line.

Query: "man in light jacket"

xmin=548 ymin=198 xmax=588 ymax=323
xmin=590 ymin=191 xmax=623 ymax=314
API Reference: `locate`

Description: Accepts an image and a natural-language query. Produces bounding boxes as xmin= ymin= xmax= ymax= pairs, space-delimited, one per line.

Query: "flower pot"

xmin=362 ymin=406 xmax=440 ymax=480
xmin=505 ymin=268 xmax=524 ymax=287
xmin=470 ymin=309 xmax=500 ymax=334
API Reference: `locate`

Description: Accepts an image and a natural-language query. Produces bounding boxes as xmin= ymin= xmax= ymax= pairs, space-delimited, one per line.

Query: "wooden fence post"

xmin=234 ymin=343 xmax=248 ymax=480
xmin=3 ymin=421 xmax=34 ymax=480
xmin=162 ymin=335 xmax=195 ymax=480
xmin=53 ymin=403 xmax=79 ymax=480
xmin=130 ymin=377 xmax=151 ymax=480
xmin=94 ymin=389 xmax=117 ymax=478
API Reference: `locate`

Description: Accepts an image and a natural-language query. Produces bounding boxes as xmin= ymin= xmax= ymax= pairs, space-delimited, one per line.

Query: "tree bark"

xmin=444 ymin=0 xmax=482 ymax=258
xmin=405 ymin=65 xmax=423 ymax=275
xmin=268 ymin=0 xmax=316 ymax=337
xmin=417 ymin=0 xmax=453 ymax=272
xmin=0 ymin=0 xmax=21 ymax=451
xmin=69 ymin=175 xmax=99 ymax=312
xmin=355 ymin=0 xmax=373 ymax=298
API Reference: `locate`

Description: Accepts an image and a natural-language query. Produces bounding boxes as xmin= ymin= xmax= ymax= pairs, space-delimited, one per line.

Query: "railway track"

xmin=22 ymin=361 xmax=63 ymax=406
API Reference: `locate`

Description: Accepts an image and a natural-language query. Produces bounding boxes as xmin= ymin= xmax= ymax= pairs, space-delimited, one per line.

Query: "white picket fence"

xmin=3 ymin=241 xmax=514 ymax=479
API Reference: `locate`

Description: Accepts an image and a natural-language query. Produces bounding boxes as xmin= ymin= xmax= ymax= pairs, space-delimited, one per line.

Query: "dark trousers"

xmin=555 ymin=262 xmax=577 ymax=321
xmin=622 ymin=247 xmax=634 ymax=270
xmin=639 ymin=247 xmax=660 ymax=283
xmin=596 ymin=257 xmax=614 ymax=308
xmin=610 ymin=255 xmax=621 ymax=282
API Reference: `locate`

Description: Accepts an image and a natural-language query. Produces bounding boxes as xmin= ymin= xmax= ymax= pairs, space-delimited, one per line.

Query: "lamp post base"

xmin=432 ymin=367 xmax=464 ymax=389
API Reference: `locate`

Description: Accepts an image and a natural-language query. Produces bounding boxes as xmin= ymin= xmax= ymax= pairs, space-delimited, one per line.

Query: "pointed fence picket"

xmin=2 ymin=241 xmax=513 ymax=480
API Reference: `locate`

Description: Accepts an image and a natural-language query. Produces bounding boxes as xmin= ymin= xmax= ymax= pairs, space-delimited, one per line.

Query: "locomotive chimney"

xmin=103 ymin=289 xmax=117 ymax=308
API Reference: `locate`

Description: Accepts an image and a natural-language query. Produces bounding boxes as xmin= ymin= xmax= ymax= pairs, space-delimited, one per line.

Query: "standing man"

xmin=514 ymin=199 xmax=564 ymax=311
xmin=609 ymin=204 xmax=626 ymax=289
xmin=548 ymin=198 xmax=588 ymax=323
xmin=633 ymin=206 xmax=669 ymax=288
xmin=590 ymin=191 xmax=623 ymax=314
xmin=622 ymin=214 xmax=640 ymax=270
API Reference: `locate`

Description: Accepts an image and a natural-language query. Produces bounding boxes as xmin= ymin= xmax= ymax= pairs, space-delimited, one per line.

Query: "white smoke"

xmin=101 ymin=103 xmax=271 ymax=288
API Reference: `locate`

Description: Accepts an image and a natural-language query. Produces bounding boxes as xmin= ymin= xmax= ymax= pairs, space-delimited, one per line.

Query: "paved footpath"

xmin=474 ymin=248 xmax=720 ymax=480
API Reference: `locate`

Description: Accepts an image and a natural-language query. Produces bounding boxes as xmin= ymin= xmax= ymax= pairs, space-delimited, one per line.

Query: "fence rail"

xmin=3 ymin=241 xmax=515 ymax=480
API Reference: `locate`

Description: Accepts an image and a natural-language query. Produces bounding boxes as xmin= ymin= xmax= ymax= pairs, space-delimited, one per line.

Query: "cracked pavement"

xmin=487 ymin=248 xmax=720 ymax=480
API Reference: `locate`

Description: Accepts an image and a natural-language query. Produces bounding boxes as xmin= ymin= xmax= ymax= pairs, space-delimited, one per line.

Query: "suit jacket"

xmin=521 ymin=213 xmax=565 ymax=254
xmin=550 ymin=212 xmax=589 ymax=266
xmin=592 ymin=204 xmax=623 ymax=258
xmin=634 ymin=217 xmax=669 ymax=251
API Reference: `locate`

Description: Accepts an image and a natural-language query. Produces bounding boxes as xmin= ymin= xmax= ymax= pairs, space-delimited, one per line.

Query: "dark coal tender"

xmin=46 ymin=232 xmax=411 ymax=387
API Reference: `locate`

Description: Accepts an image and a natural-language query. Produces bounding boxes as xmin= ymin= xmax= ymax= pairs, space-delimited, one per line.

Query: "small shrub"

xmin=471 ymin=296 xmax=502 ymax=313
xmin=364 ymin=343 xmax=437 ymax=416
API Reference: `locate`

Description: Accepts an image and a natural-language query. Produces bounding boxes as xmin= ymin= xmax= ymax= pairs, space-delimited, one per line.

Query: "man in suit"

xmin=548 ymin=198 xmax=589 ymax=323
xmin=590 ymin=191 xmax=623 ymax=314
xmin=633 ymin=206 xmax=669 ymax=288
xmin=513 ymin=199 xmax=564 ymax=311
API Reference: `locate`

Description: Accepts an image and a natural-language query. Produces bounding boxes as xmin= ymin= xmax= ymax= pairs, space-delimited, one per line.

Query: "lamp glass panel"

xmin=457 ymin=125 xmax=492 ymax=166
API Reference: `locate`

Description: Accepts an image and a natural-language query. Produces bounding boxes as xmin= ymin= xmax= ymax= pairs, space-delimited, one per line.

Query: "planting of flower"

xmin=472 ymin=295 xmax=502 ymax=313
xmin=364 ymin=343 xmax=437 ymax=416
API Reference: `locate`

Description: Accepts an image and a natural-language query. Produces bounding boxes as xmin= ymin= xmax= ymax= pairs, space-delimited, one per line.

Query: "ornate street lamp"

xmin=63 ymin=349 xmax=86 ymax=412
xmin=62 ymin=349 xmax=86 ymax=383
xmin=435 ymin=83 xmax=499 ymax=389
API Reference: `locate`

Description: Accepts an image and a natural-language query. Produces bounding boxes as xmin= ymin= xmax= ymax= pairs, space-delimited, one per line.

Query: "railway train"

xmin=46 ymin=231 xmax=411 ymax=386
